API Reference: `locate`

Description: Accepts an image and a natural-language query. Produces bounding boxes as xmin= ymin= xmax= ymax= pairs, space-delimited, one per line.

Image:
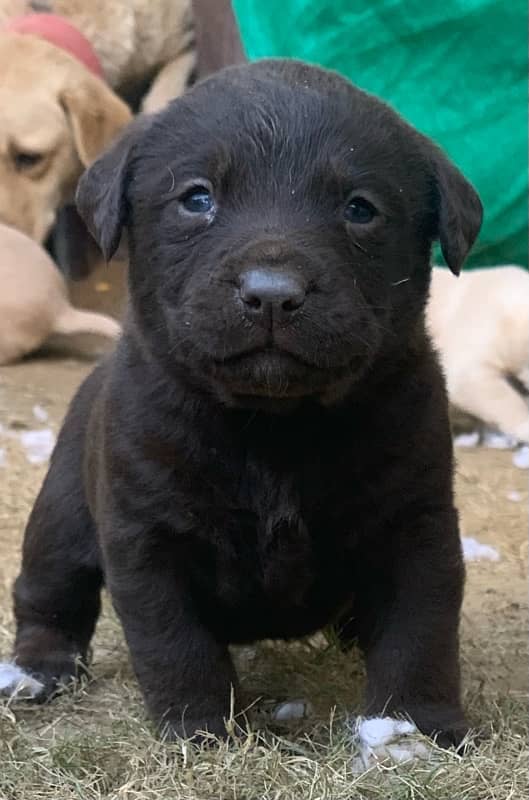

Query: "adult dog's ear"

xmin=432 ymin=148 xmax=483 ymax=275
xmin=61 ymin=73 xmax=132 ymax=167
xmin=76 ymin=116 xmax=149 ymax=261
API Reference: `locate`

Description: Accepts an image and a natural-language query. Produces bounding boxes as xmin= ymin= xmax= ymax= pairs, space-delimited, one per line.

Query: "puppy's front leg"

xmin=103 ymin=524 xmax=238 ymax=741
xmin=357 ymin=509 xmax=467 ymax=748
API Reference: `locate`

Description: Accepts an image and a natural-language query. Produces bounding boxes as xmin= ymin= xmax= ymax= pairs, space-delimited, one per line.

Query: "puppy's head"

xmin=77 ymin=60 xmax=482 ymax=409
xmin=0 ymin=34 xmax=130 ymax=242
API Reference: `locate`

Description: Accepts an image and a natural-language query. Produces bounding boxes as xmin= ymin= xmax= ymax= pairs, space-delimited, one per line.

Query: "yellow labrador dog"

xmin=0 ymin=32 xmax=131 ymax=242
xmin=0 ymin=0 xmax=194 ymax=243
xmin=0 ymin=222 xmax=120 ymax=365
xmin=0 ymin=1 xmax=194 ymax=108
xmin=427 ymin=266 xmax=529 ymax=443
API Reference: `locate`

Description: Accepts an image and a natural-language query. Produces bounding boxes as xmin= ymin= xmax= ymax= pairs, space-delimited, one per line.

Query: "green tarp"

xmin=233 ymin=0 xmax=528 ymax=268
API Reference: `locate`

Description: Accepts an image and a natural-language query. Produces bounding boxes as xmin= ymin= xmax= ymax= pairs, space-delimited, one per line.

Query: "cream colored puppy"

xmin=427 ymin=266 xmax=529 ymax=443
xmin=0 ymin=222 xmax=120 ymax=365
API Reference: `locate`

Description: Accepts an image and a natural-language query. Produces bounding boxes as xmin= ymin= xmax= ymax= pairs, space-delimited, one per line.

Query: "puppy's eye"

xmin=344 ymin=197 xmax=377 ymax=224
xmin=13 ymin=150 xmax=44 ymax=172
xmin=180 ymin=186 xmax=215 ymax=214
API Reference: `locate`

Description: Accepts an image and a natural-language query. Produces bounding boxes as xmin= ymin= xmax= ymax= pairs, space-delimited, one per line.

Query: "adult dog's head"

xmin=0 ymin=33 xmax=130 ymax=242
xmin=77 ymin=60 xmax=482 ymax=409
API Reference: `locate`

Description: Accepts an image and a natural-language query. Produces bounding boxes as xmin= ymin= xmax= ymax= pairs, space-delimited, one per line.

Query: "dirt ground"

xmin=0 ymin=326 xmax=528 ymax=798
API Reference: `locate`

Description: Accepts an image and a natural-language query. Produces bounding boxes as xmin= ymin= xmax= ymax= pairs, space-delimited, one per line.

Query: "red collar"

xmin=2 ymin=13 xmax=104 ymax=79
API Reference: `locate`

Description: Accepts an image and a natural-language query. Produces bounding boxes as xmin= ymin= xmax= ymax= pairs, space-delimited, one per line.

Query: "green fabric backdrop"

xmin=233 ymin=0 xmax=528 ymax=269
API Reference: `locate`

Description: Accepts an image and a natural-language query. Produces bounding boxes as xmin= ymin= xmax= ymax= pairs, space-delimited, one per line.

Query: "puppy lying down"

xmin=0 ymin=61 xmax=482 ymax=762
xmin=0 ymin=222 xmax=120 ymax=364
xmin=428 ymin=265 xmax=529 ymax=444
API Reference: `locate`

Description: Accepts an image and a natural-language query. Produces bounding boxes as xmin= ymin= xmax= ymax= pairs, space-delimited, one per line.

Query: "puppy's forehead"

xmin=146 ymin=64 xmax=422 ymax=177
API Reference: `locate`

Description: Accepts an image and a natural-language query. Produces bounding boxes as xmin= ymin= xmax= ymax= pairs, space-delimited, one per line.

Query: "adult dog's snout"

xmin=238 ymin=267 xmax=306 ymax=327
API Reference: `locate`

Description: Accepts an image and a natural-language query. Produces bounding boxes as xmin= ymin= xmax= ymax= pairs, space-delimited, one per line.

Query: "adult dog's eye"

xmin=344 ymin=197 xmax=377 ymax=224
xmin=13 ymin=150 xmax=44 ymax=172
xmin=180 ymin=186 xmax=215 ymax=214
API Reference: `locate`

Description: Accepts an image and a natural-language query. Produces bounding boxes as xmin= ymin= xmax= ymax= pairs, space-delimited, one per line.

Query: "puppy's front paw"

xmin=351 ymin=716 xmax=432 ymax=772
xmin=1 ymin=646 xmax=86 ymax=702
xmin=160 ymin=714 xmax=232 ymax=744
xmin=9 ymin=625 xmax=89 ymax=701
xmin=0 ymin=662 xmax=45 ymax=699
xmin=407 ymin=704 xmax=470 ymax=749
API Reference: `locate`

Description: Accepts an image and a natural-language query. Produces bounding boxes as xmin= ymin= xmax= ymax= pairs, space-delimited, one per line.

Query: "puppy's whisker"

xmin=305 ymin=316 xmax=378 ymax=357
xmin=351 ymin=241 xmax=368 ymax=254
xmin=391 ymin=276 xmax=410 ymax=287
xmin=166 ymin=167 xmax=176 ymax=193
xmin=373 ymin=323 xmax=396 ymax=339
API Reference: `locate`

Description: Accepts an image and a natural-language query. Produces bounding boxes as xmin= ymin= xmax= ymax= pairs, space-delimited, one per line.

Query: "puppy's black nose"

xmin=239 ymin=268 xmax=306 ymax=325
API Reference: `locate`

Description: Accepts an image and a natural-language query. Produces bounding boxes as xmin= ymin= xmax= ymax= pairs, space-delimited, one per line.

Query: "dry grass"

xmin=0 ymin=359 xmax=528 ymax=800
xmin=0 ymin=630 xmax=527 ymax=800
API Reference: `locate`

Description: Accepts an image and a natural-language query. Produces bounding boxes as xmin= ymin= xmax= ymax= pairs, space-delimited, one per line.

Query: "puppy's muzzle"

xmin=238 ymin=267 xmax=306 ymax=329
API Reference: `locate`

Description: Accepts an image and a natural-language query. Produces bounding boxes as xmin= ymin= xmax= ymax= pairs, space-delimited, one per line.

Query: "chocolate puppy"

xmin=5 ymin=60 xmax=482 ymax=746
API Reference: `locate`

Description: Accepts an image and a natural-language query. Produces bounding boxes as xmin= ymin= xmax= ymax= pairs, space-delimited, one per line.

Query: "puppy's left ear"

xmin=432 ymin=149 xmax=483 ymax=275
xmin=76 ymin=116 xmax=150 ymax=261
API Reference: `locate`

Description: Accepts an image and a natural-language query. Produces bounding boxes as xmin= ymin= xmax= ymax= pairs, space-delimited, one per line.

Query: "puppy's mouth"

xmin=217 ymin=350 xmax=310 ymax=396
xmin=212 ymin=347 xmax=361 ymax=401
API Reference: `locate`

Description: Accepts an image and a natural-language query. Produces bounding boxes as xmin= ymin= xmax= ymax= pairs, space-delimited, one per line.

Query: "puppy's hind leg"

xmin=1 ymin=377 xmax=104 ymax=700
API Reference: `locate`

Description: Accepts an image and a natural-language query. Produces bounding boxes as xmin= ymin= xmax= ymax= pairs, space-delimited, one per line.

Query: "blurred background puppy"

xmin=428 ymin=266 xmax=529 ymax=444
xmin=0 ymin=222 xmax=120 ymax=365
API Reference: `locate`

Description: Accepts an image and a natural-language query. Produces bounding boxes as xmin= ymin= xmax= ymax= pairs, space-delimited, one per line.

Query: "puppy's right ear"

xmin=75 ymin=116 xmax=150 ymax=262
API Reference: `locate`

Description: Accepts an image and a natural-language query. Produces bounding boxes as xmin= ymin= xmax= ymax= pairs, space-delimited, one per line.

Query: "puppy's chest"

xmin=188 ymin=463 xmax=358 ymax=636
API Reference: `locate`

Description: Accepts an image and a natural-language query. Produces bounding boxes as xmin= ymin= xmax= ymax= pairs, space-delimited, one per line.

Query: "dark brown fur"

xmin=10 ymin=60 xmax=482 ymax=745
